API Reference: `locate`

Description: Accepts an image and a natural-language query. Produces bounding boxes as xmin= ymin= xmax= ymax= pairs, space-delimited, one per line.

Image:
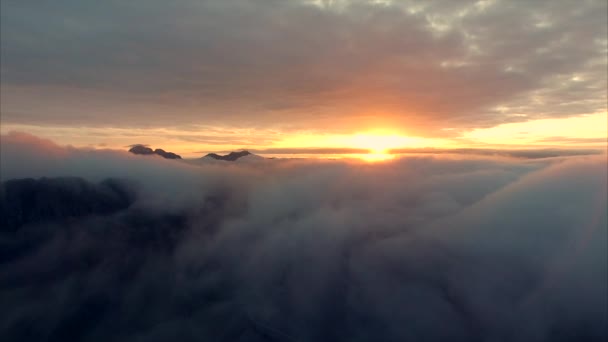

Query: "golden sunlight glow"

xmin=359 ymin=152 xmax=395 ymax=162
xmin=280 ymin=130 xmax=450 ymax=152
xmin=4 ymin=112 xmax=605 ymax=160
xmin=463 ymin=112 xmax=608 ymax=146
xmin=344 ymin=133 xmax=412 ymax=154
xmin=340 ymin=133 xmax=407 ymax=161
xmin=276 ymin=130 xmax=451 ymax=161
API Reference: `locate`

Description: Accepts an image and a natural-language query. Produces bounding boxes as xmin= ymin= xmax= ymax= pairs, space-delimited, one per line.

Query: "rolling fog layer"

xmin=1 ymin=132 xmax=607 ymax=342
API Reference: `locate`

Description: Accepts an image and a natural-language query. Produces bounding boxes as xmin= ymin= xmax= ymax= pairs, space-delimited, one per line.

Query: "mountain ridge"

xmin=129 ymin=145 xmax=181 ymax=159
xmin=203 ymin=150 xmax=253 ymax=161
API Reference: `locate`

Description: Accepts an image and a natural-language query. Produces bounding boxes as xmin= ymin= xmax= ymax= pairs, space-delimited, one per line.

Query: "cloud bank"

xmin=0 ymin=132 xmax=606 ymax=341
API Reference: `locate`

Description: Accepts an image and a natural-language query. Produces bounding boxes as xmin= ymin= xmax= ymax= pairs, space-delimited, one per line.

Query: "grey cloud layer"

xmin=1 ymin=0 xmax=606 ymax=132
xmin=0 ymin=132 xmax=606 ymax=341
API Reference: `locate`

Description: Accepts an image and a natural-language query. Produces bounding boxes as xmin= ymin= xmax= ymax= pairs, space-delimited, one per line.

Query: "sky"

xmin=1 ymin=0 xmax=606 ymax=157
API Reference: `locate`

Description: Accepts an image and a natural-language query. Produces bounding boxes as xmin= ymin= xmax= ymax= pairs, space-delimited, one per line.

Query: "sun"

xmin=274 ymin=130 xmax=445 ymax=161
xmin=349 ymin=133 xmax=404 ymax=153
xmin=345 ymin=133 xmax=411 ymax=161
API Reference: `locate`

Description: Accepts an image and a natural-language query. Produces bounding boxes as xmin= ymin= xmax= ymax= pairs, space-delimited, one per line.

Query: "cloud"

xmin=532 ymin=137 xmax=608 ymax=145
xmin=1 ymin=177 xmax=136 ymax=231
xmin=0 ymin=132 xmax=606 ymax=341
xmin=1 ymin=0 xmax=606 ymax=134
xmin=389 ymin=147 xmax=605 ymax=159
xmin=243 ymin=147 xmax=372 ymax=155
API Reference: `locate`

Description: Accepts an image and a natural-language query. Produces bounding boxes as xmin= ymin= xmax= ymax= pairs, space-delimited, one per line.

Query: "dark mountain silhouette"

xmin=204 ymin=150 xmax=252 ymax=161
xmin=0 ymin=177 xmax=136 ymax=232
xmin=129 ymin=145 xmax=181 ymax=159
xmin=129 ymin=145 xmax=154 ymax=155
xmin=154 ymin=148 xmax=181 ymax=159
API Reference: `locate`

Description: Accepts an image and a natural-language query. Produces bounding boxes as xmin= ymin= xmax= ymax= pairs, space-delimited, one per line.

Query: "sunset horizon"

xmin=1 ymin=0 xmax=606 ymax=159
xmin=1 ymin=1 xmax=607 ymax=341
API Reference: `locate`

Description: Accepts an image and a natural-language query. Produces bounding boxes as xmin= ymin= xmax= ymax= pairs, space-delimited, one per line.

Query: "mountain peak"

xmin=129 ymin=145 xmax=181 ymax=159
xmin=203 ymin=150 xmax=253 ymax=161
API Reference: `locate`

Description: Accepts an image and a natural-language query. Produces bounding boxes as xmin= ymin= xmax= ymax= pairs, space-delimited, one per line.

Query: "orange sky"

xmin=1 ymin=0 xmax=606 ymax=158
xmin=1 ymin=112 xmax=605 ymax=158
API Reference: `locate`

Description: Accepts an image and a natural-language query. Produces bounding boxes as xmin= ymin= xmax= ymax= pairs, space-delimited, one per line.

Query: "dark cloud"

xmin=0 ymin=132 xmax=606 ymax=341
xmin=0 ymin=177 xmax=135 ymax=232
xmin=1 ymin=0 xmax=605 ymax=133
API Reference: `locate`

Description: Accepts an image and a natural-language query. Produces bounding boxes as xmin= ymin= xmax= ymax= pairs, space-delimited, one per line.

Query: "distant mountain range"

xmin=128 ymin=145 xmax=264 ymax=162
xmin=129 ymin=145 xmax=182 ymax=159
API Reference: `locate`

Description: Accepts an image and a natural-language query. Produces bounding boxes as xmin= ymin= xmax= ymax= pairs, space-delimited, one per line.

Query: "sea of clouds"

xmin=0 ymin=132 xmax=606 ymax=342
